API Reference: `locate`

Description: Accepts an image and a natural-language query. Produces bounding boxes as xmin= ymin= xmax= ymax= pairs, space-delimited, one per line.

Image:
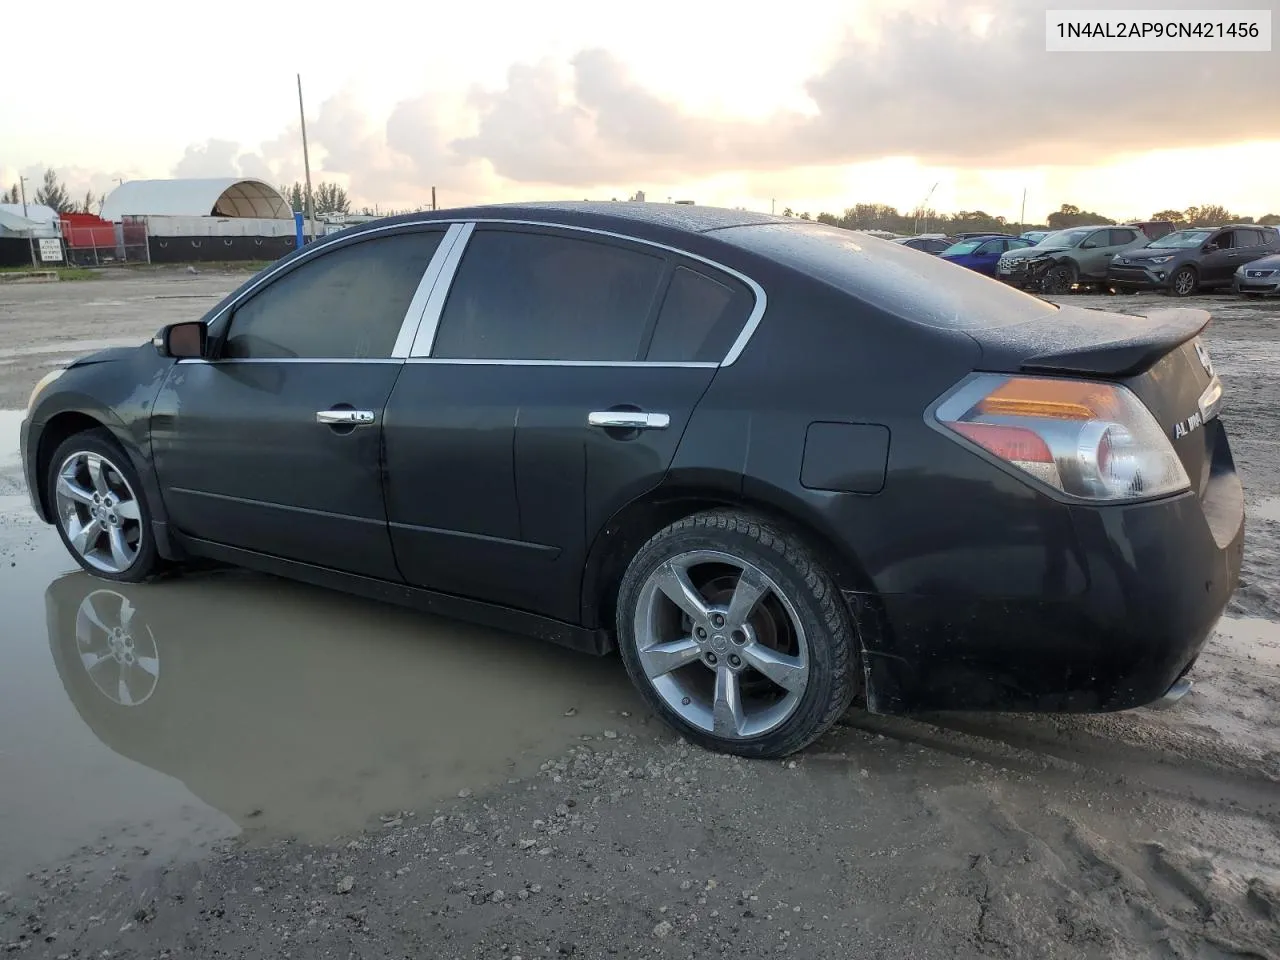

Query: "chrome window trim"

xmin=199 ymin=215 xmax=768 ymax=368
xmin=405 ymin=358 xmax=719 ymax=369
xmin=390 ymin=223 xmax=471 ymax=359
xmin=408 ymin=222 xmax=475 ymax=358
xmin=175 ymin=358 xmax=402 ymax=365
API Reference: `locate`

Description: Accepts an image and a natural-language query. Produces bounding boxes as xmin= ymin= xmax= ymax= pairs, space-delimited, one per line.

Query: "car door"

xmin=151 ymin=226 xmax=450 ymax=580
xmin=385 ymin=223 xmax=755 ymax=625
xmin=970 ymin=239 xmax=1003 ymax=274
xmin=1076 ymin=229 xmax=1116 ymax=279
xmin=1233 ymin=228 xmax=1271 ymax=269
xmin=1198 ymin=229 xmax=1237 ymax=284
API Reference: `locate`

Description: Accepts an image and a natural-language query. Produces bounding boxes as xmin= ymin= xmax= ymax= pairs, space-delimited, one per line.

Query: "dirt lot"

xmin=1 ymin=272 xmax=1278 ymax=959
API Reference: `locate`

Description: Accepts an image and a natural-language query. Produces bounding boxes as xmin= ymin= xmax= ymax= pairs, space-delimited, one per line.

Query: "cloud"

xmin=450 ymin=0 xmax=1272 ymax=184
xmin=172 ymin=0 xmax=1275 ymax=205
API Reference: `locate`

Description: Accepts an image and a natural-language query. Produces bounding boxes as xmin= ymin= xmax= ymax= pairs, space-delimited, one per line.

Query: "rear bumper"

xmin=854 ymin=423 xmax=1244 ymax=714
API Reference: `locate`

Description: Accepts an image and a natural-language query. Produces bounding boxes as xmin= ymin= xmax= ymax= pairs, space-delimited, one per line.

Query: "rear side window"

xmin=1109 ymin=229 xmax=1138 ymax=245
xmin=1238 ymin=228 xmax=1266 ymax=246
xmin=223 ymin=231 xmax=443 ymax=360
xmin=433 ymin=230 xmax=665 ymax=361
xmin=644 ymin=266 xmax=752 ymax=363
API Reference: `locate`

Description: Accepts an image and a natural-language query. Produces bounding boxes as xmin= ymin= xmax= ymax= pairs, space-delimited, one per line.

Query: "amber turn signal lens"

xmin=974 ymin=377 xmax=1121 ymax=421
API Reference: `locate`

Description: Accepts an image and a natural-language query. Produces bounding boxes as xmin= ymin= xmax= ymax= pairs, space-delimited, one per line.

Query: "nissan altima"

xmin=20 ymin=202 xmax=1244 ymax=758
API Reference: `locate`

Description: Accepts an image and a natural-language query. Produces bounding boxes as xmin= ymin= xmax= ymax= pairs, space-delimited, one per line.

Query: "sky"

xmin=3 ymin=0 xmax=1278 ymax=222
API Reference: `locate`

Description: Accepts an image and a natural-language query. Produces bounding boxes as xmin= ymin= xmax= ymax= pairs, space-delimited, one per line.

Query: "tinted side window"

xmin=223 ymin=231 xmax=442 ymax=360
xmin=1110 ymin=229 xmax=1138 ymax=245
xmin=645 ymin=266 xmax=752 ymax=363
xmin=1082 ymin=231 xmax=1110 ymax=248
xmin=433 ymin=230 xmax=665 ymax=361
xmin=975 ymin=240 xmax=1001 ymax=255
xmin=1213 ymin=231 xmax=1236 ymax=250
xmin=1238 ymin=228 xmax=1264 ymax=246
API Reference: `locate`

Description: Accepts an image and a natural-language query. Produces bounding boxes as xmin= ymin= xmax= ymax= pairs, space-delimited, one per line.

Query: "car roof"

xmin=361 ymin=201 xmax=786 ymax=239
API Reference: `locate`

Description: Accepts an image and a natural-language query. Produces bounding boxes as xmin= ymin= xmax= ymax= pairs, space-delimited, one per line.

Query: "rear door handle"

xmin=588 ymin=411 xmax=670 ymax=430
xmin=316 ymin=409 xmax=376 ymax=425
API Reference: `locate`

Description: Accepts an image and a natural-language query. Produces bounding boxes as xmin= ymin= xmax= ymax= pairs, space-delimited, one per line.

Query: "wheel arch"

xmin=35 ymin=406 xmax=177 ymax=558
xmin=579 ymin=475 xmax=876 ymax=633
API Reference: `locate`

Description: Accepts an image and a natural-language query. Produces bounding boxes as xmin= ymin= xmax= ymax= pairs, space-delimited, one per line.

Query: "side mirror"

xmin=154 ymin=321 xmax=206 ymax=359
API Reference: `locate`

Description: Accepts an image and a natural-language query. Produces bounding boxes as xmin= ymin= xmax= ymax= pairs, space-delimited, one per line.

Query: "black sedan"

xmin=20 ymin=202 xmax=1243 ymax=758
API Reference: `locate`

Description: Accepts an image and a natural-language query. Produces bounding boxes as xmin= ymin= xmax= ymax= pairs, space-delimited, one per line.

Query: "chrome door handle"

xmin=587 ymin=411 xmax=670 ymax=430
xmin=316 ymin=409 xmax=376 ymax=425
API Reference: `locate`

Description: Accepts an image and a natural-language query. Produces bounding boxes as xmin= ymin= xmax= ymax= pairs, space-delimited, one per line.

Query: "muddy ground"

xmin=0 ymin=271 xmax=1278 ymax=959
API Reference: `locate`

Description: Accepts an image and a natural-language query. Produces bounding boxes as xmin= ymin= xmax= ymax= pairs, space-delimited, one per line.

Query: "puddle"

xmin=1253 ymin=497 xmax=1280 ymax=525
xmin=0 ymin=408 xmax=24 ymax=466
xmin=0 ymin=546 xmax=640 ymax=881
xmin=0 ymin=338 xmax=142 ymax=361
xmin=1212 ymin=615 xmax=1280 ymax=672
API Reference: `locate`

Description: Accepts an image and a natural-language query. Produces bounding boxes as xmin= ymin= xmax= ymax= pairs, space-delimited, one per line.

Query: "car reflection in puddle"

xmin=46 ymin=568 xmax=640 ymax=841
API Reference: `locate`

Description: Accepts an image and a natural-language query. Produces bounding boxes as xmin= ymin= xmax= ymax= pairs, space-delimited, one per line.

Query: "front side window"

xmin=222 ymin=231 xmax=443 ymax=360
xmin=975 ymin=240 xmax=1002 ymax=255
xmin=432 ymin=230 xmax=665 ymax=361
xmin=645 ymin=266 xmax=752 ymax=363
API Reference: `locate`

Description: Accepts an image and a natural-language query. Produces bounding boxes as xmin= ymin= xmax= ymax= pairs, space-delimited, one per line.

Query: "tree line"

xmin=1 ymin=169 xmax=99 ymax=215
xmin=800 ymin=202 xmax=1280 ymax=236
xmin=7 ymin=168 xmax=1278 ymax=233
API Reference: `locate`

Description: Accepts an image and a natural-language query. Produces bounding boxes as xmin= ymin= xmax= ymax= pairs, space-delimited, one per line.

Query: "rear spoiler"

xmin=1020 ymin=308 xmax=1211 ymax=378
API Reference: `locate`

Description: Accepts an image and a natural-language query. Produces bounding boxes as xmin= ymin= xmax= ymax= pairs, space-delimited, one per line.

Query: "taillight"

xmin=934 ymin=374 xmax=1190 ymax=502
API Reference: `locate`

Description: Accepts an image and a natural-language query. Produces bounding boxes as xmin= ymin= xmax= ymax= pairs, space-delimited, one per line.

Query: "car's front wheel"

xmin=615 ymin=509 xmax=859 ymax=758
xmin=1169 ymin=265 xmax=1199 ymax=297
xmin=47 ymin=428 xmax=163 ymax=583
xmin=1041 ymin=263 xmax=1076 ymax=295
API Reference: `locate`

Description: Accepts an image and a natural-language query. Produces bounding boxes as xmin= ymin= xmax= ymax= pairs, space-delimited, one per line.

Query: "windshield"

xmin=942 ymin=239 xmax=984 ymax=255
xmin=1149 ymin=230 xmax=1213 ymax=249
xmin=1036 ymin=228 xmax=1092 ymax=248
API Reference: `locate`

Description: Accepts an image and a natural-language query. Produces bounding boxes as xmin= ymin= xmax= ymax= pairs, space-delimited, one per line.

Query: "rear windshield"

xmin=715 ymin=221 xmax=1059 ymax=331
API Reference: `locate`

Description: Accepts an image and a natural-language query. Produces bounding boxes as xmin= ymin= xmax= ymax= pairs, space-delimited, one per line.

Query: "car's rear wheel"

xmin=47 ymin=428 xmax=162 ymax=583
xmin=1169 ymin=266 xmax=1199 ymax=297
xmin=615 ymin=509 xmax=859 ymax=758
xmin=1041 ymin=263 xmax=1076 ymax=295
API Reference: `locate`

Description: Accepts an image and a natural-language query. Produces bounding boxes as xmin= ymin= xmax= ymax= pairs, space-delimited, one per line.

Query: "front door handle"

xmin=316 ymin=409 xmax=376 ymax=426
xmin=588 ymin=411 xmax=670 ymax=430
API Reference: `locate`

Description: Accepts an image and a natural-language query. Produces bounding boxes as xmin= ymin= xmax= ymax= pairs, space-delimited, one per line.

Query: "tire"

xmin=615 ymin=509 xmax=859 ymax=758
xmin=1169 ymin=266 xmax=1199 ymax=298
xmin=47 ymin=427 xmax=163 ymax=583
xmin=1041 ymin=263 xmax=1076 ymax=295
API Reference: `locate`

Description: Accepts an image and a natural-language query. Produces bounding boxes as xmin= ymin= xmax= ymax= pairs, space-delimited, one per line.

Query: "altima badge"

xmin=1173 ymin=409 xmax=1204 ymax=440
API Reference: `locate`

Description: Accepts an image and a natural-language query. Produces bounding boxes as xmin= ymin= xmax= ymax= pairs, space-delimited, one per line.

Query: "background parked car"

xmin=1129 ymin=220 xmax=1177 ymax=241
xmin=1108 ymin=225 xmax=1280 ymax=297
xmin=939 ymin=234 xmax=1036 ymax=276
xmin=892 ymin=234 xmax=954 ymax=254
xmin=996 ymin=224 xmax=1150 ymax=293
xmin=1020 ymin=230 xmax=1052 ymax=244
xmin=1233 ymin=251 xmax=1280 ymax=297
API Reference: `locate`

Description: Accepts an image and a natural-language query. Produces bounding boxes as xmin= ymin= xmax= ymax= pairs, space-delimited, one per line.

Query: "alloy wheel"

xmin=1173 ymin=269 xmax=1196 ymax=296
xmin=55 ymin=451 xmax=143 ymax=574
xmin=632 ymin=550 xmax=810 ymax=740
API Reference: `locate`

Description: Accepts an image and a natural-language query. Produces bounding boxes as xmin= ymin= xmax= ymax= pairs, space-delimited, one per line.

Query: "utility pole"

xmin=771 ymin=198 xmax=775 ymax=215
xmin=915 ymin=182 xmax=938 ymax=235
xmin=19 ymin=175 xmax=29 ymax=218
xmin=296 ymin=73 xmax=315 ymax=243
xmin=431 ymin=186 xmax=437 ymax=211
xmin=1019 ymin=188 xmax=1027 ymax=230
